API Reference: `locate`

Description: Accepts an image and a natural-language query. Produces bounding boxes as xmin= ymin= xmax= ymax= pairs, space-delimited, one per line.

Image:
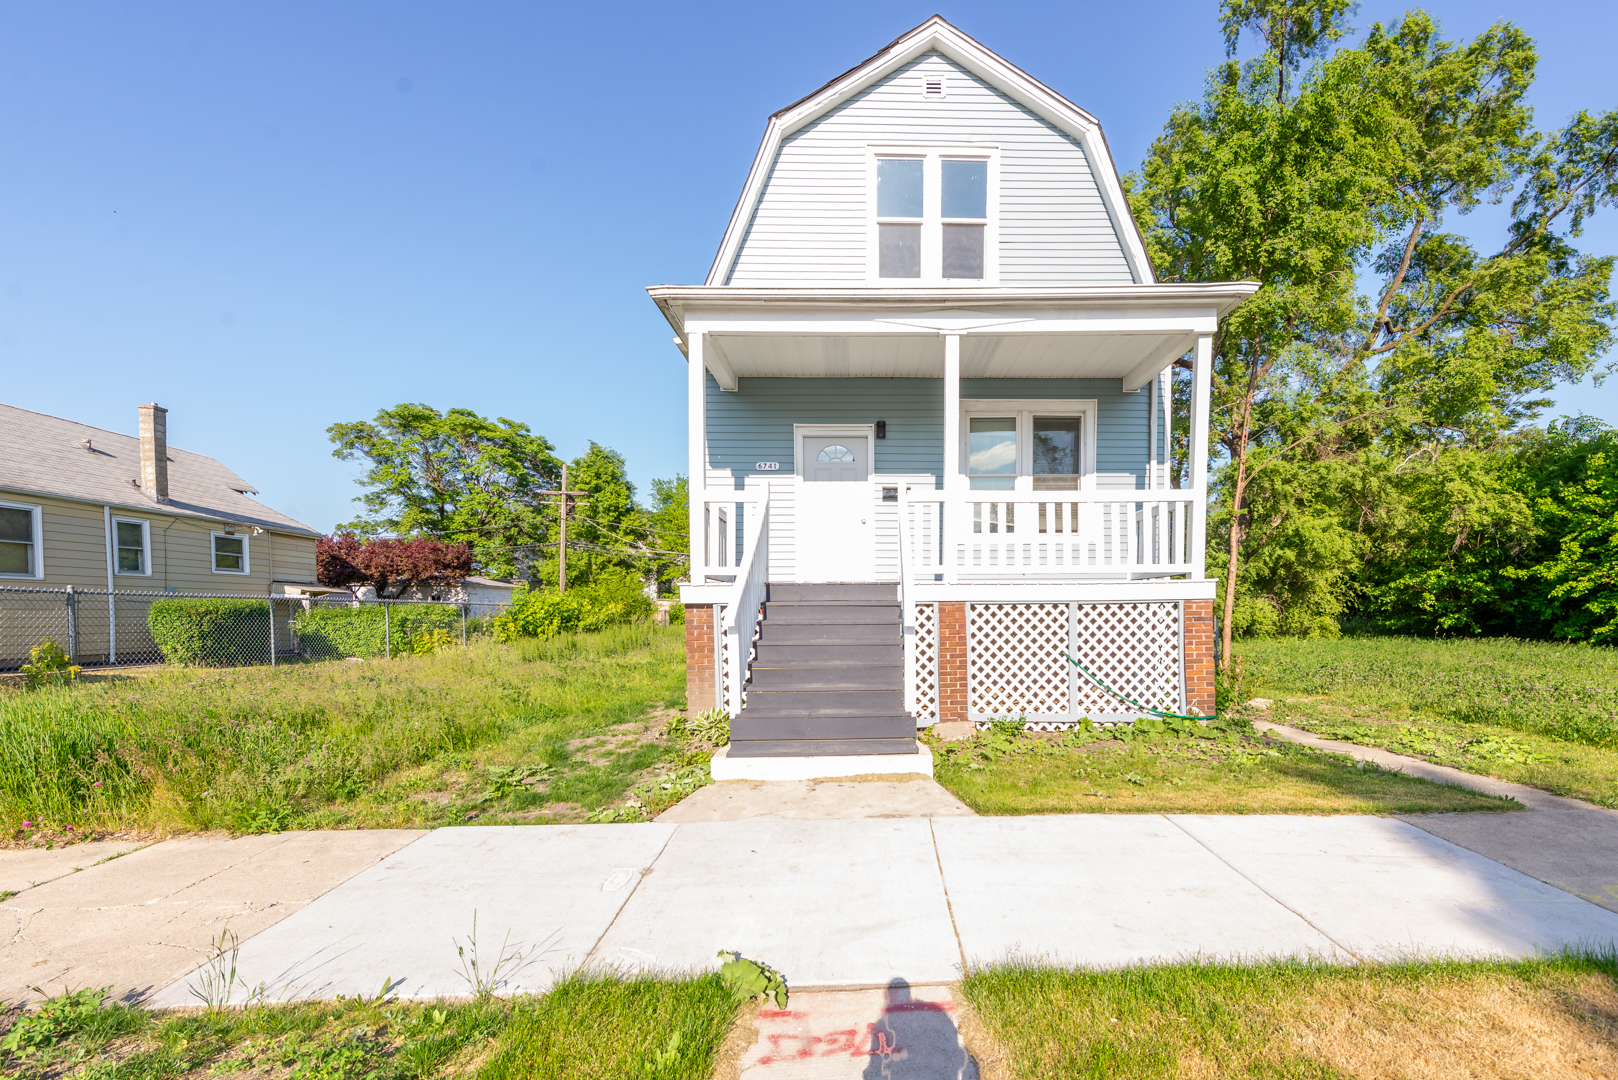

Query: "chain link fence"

xmin=0 ymin=586 xmax=510 ymax=672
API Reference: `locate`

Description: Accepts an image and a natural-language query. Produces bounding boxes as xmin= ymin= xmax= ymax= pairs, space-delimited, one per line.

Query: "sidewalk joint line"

xmin=1162 ymin=815 xmax=1361 ymax=962
xmin=928 ymin=817 xmax=970 ymax=979
xmin=580 ymin=824 xmax=679 ymax=970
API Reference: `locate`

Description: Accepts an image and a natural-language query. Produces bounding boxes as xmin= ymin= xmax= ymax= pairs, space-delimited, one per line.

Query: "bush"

xmin=147 ymin=598 xmax=270 ymax=666
xmin=492 ymin=579 xmax=653 ymax=642
xmin=667 ymin=602 xmax=685 ymax=626
xmin=291 ymin=604 xmax=460 ymax=659
xmin=21 ymin=639 xmax=81 ymax=688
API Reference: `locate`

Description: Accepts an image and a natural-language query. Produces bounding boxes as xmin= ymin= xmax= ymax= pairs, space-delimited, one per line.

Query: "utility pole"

xmin=549 ymin=463 xmax=591 ymax=595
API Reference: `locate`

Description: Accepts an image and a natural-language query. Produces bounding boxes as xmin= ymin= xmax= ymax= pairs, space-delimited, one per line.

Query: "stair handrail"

xmin=720 ymin=490 xmax=770 ymax=718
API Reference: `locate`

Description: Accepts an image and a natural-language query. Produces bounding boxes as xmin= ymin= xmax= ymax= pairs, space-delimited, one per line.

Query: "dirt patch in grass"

xmin=930 ymin=724 xmax=1518 ymax=816
xmin=960 ymin=953 xmax=1618 ymax=1080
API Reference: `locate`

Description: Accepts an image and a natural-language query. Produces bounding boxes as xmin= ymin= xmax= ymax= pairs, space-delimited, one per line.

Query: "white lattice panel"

xmin=968 ymin=603 xmax=1070 ymax=717
xmin=717 ymin=604 xmax=731 ymax=711
xmin=1071 ymin=602 xmax=1181 ymax=715
xmin=911 ymin=603 xmax=938 ymax=720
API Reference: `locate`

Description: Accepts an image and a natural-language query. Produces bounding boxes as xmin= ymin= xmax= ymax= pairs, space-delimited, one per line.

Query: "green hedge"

xmin=291 ymin=604 xmax=460 ymax=659
xmin=147 ymin=598 xmax=271 ymax=667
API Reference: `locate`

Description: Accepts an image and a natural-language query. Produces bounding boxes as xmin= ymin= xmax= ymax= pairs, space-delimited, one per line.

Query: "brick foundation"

xmin=684 ymin=603 xmax=717 ymax=712
xmin=937 ymin=601 xmax=968 ymax=722
xmin=1183 ymin=598 xmax=1216 ymax=716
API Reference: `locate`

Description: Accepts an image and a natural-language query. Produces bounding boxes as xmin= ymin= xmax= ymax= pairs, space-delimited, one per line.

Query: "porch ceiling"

xmin=704 ymin=330 xmax=1195 ymax=387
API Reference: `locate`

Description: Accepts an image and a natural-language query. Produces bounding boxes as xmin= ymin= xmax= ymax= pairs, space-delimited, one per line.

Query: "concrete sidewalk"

xmin=143 ymin=815 xmax=1618 ymax=1006
xmin=1257 ymin=720 xmax=1618 ymax=913
xmin=0 ymin=830 xmax=423 ymax=1002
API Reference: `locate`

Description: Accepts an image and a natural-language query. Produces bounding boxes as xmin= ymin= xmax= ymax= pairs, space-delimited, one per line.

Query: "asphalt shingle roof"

xmin=0 ymin=403 xmax=319 ymax=536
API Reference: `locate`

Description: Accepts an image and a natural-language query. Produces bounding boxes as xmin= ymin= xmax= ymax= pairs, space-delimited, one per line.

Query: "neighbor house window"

xmin=876 ymin=157 xmax=923 ymax=278
xmin=211 ymin=531 xmax=249 ymax=574
xmin=871 ymin=149 xmax=996 ymax=282
xmin=0 ymin=502 xmax=41 ymax=578
xmin=113 ymin=518 xmax=150 ymax=575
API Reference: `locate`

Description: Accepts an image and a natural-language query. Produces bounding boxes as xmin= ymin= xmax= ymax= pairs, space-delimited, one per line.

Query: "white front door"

xmin=795 ymin=433 xmax=875 ymax=582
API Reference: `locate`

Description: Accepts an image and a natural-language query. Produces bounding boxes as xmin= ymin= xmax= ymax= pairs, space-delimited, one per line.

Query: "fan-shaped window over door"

xmin=802 ymin=435 xmax=869 ymax=483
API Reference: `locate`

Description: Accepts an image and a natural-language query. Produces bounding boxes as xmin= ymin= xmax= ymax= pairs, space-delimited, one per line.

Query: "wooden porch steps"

xmin=728 ymin=582 xmax=918 ymax=758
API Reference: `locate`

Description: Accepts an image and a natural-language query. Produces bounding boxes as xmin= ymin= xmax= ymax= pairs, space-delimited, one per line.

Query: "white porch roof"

xmin=649 ymin=283 xmax=1258 ymax=391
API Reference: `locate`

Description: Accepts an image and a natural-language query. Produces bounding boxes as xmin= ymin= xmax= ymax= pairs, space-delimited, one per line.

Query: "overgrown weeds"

xmin=0 ymin=627 xmax=685 ymax=839
xmin=0 ymin=973 xmax=746 ymax=1080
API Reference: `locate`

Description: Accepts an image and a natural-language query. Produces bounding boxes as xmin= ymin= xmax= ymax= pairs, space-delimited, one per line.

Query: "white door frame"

xmin=793 ymin=423 xmax=878 ymax=582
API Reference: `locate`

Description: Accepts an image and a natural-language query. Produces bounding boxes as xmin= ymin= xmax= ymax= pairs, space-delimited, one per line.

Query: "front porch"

xmin=662 ymin=285 xmax=1253 ymax=755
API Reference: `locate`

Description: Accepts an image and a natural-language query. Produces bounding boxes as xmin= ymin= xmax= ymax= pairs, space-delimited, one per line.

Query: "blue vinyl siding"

xmin=706 ymin=376 xmax=1151 ymax=489
xmin=706 ymin=376 xmax=943 ymax=488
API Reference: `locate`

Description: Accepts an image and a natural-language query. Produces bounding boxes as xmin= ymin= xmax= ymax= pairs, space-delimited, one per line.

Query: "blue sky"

xmin=2 ymin=1 xmax=1614 ymax=533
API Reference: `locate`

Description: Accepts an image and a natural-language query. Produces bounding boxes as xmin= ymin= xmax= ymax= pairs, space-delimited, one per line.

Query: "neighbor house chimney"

xmin=138 ymin=403 xmax=169 ymax=502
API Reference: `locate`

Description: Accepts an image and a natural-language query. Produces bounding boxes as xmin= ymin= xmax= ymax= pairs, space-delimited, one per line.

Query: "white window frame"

xmin=792 ymin=423 xmax=878 ymax=481
xmin=210 ymin=530 xmax=251 ymax=575
xmin=867 ymin=145 xmax=999 ymax=286
xmin=0 ymin=500 xmax=43 ymax=579
xmin=959 ymin=399 xmax=1098 ymax=492
xmin=111 ymin=516 xmax=152 ymax=577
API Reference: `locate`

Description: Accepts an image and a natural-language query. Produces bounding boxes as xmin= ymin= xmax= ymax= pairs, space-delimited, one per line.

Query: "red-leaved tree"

xmin=317 ymin=534 xmax=473 ymax=598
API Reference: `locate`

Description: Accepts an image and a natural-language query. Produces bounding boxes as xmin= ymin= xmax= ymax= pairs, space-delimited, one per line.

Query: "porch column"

xmin=1188 ymin=333 xmax=1212 ymax=578
xmin=942 ymin=334 xmax=961 ymax=491
xmin=688 ymin=330 xmax=706 ymax=580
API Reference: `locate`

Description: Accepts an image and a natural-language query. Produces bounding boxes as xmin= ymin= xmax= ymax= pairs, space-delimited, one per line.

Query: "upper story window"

xmin=0 ymin=501 xmax=41 ymax=578
xmin=871 ymin=148 xmax=997 ymax=284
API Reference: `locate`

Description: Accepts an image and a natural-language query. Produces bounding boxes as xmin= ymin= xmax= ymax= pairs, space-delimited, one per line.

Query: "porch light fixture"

xmin=876 ymin=420 xmax=887 ymax=439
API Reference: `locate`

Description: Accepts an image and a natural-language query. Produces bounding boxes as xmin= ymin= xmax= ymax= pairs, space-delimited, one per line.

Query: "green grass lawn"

xmin=959 ymin=950 xmax=1618 ymax=1079
xmin=1239 ymin=636 xmax=1618 ymax=807
xmin=0 ymin=973 xmax=744 ymax=1080
xmin=929 ymin=720 xmax=1516 ymax=816
xmin=0 ymin=624 xmax=702 ymax=841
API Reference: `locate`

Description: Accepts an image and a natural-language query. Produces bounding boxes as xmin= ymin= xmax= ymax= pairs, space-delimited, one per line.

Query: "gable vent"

xmin=923 ymin=74 xmax=946 ymax=98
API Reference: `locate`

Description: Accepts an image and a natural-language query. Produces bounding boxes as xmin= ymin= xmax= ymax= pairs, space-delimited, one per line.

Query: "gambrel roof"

xmin=707 ymin=15 xmax=1154 ymax=287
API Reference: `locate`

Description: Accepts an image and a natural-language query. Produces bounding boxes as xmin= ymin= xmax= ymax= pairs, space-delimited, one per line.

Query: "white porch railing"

xmin=717 ymin=492 xmax=770 ymax=717
xmin=901 ymin=489 xmax=1204 ymax=581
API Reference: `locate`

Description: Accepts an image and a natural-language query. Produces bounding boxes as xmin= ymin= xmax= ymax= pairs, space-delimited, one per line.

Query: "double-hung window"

xmin=212 ymin=531 xmax=249 ymax=574
xmin=871 ymin=149 xmax=996 ymax=283
xmin=113 ymin=518 xmax=150 ymax=575
xmin=963 ymin=401 xmax=1096 ymax=491
xmin=0 ymin=501 xmax=42 ymax=578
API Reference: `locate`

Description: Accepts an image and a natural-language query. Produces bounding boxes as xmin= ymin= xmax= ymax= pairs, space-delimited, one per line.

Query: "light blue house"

xmin=652 ymin=17 xmax=1254 ymax=777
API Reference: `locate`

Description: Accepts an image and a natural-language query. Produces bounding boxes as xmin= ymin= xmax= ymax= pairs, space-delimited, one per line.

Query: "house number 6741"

xmin=755 ymin=461 xmax=781 ymax=471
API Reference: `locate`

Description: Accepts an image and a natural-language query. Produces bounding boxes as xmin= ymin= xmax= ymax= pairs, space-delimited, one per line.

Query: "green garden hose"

xmin=1063 ymin=651 xmax=1216 ymax=723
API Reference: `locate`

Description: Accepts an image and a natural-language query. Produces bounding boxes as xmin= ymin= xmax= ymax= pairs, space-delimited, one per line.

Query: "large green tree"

xmin=1133 ymin=1 xmax=1618 ymax=663
xmin=328 ymin=404 xmax=562 ymax=577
